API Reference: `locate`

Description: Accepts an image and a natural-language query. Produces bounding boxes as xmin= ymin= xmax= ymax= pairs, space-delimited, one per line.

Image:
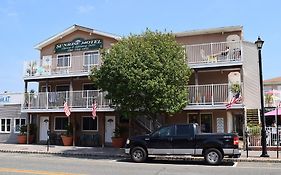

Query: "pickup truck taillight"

xmin=233 ymin=136 xmax=239 ymax=146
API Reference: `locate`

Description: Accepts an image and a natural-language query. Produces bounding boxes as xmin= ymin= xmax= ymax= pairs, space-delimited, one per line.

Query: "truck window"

xmin=151 ymin=126 xmax=175 ymax=137
xmin=176 ymin=125 xmax=194 ymax=137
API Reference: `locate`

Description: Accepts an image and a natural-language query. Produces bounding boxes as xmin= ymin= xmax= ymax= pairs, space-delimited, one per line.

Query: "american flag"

xmin=64 ymin=101 xmax=71 ymax=117
xmin=92 ymin=100 xmax=97 ymax=119
xmin=226 ymin=92 xmax=242 ymax=110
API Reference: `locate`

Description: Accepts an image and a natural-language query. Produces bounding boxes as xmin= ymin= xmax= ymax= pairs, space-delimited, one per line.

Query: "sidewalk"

xmin=0 ymin=143 xmax=281 ymax=163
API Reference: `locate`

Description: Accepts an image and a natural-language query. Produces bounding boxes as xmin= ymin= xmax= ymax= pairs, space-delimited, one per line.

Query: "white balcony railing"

xmin=22 ymin=90 xmax=111 ymax=110
xmin=188 ymin=83 xmax=241 ymax=106
xmin=23 ymin=54 xmax=101 ymax=78
xmin=184 ymin=41 xmax=242 ymax=66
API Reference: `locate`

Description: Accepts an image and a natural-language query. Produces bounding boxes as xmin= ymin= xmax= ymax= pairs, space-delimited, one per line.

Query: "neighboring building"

xmin=22 ymin=25 xmax=261 ymax=146
xmin=264 ymin=77 xmax=281 ymax=108
xmin=0 ymin=93 xmax=27 ymax=143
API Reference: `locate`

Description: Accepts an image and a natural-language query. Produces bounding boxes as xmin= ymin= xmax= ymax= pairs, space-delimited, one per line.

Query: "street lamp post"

xmin=255 ymin=36 xmax=269 ymax=157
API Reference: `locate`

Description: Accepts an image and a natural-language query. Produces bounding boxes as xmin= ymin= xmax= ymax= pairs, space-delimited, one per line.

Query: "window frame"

xmin=57 ymin=54 xmax=71 ymax=68
xmin=14 ymin=118 xmax=26 ymax=133
xmin=0 ymin=118 xmax=12 ymax=133
xmin=54 ymin=116 xmax=69 ymax=131
xmin=83 ymin=50 xmax=100 ymax=67
xmin=81 ymin=116 xmax=98 ymax=132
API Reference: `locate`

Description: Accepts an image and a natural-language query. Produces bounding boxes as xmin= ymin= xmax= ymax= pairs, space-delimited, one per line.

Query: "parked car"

xmin=125 ymin=123 xmax=240 ymax=165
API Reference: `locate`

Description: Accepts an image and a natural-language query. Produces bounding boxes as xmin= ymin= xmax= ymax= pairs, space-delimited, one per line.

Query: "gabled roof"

xmin=175 ymin=25 xmax=243 ymax=37
xmin=34 ymin=24 xmax=121 ymax=50
xmin=264 ymin=77 xmax=281 ymax=85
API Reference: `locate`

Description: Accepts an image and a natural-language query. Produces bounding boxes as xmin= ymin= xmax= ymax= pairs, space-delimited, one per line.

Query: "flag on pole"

xmin=226 ymin=92 xmax=242 ymax=110
xmin=92 ymin=100 xmax=97 ymax=119
xmin=64 ymin=101 xmax=71 ymax=117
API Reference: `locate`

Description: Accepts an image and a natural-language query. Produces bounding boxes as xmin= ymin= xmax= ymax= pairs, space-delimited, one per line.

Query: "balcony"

xmin=23 ymin=54 xmax=101 ymax=80
xmin=186 ymin=83 xmax=243 ymax=109
xmin=22 ymin=90 xmax=112 ymax=112
xmin=184 ymin=41 xmax=242 ymax=68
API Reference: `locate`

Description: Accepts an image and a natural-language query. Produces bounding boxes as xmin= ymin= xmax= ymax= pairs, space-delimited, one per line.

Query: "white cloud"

xmin=77 ymin=5 xmax=95 ymax=14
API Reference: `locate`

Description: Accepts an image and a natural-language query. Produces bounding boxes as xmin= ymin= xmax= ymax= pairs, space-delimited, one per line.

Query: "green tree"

xmin=90 ymin=30 xmax=191 ymax=126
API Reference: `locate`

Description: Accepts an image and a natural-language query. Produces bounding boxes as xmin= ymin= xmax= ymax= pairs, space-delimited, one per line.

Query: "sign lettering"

xmin=55 ymin=38 xmax=103 ymax=53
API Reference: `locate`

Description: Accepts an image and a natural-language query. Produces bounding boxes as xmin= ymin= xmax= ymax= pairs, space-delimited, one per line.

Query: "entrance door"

xmin=39 ymin=116 xmax=49 ymax=141
xmin=105 ymin=116 xmax=115 ymax=143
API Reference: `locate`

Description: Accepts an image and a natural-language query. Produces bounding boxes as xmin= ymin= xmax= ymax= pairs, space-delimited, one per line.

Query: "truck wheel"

xmin=131 ymin=146 xmax=147 ymax=163
xmin=204 ymin=148 xmax=222 ymax=165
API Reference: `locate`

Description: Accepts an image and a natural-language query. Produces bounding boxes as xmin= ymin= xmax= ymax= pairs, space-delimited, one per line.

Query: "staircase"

xmin=247 ymin=109 xmax=260 ymax=125
xmin=135 ymin=116 xmax=162 ymax=134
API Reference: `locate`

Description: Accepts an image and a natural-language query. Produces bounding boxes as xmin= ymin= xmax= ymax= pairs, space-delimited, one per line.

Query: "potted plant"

xmin=230 ymin=83 xmax=241 ymax=94
xmin=17 ymin=124 xmax=37 ymax=144
xmin=247 ymin=123 xmax=261 ymax=146
xmin=61 ymin=123 xmax=73 ymax=146
xmin=111 ymin=125 xmax=127 ymax=148
xmin=17 ymin=125 xmax=27 ymax=144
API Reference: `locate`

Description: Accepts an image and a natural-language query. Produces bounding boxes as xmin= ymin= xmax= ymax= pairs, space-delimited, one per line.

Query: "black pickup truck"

xmin=125 ymin=123 xmax=240 ymax=165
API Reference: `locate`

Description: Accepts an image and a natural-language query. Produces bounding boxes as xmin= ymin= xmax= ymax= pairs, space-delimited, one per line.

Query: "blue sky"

xmin=0 ymin=0 xmax=280 ymax=92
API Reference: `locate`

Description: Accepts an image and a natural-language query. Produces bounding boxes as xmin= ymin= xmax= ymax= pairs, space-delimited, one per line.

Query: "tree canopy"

xmin=90 ymin=30 xmax=191 ymax=118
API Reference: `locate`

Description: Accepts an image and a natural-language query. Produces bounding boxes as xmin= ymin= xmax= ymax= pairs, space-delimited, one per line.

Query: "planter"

xmin=111 ymin=137 xmax=125 ymax=148
xmin=17 ymin=135 xmax=27 ymax=144
xmin=61 ymin=135 xmax=73 ymax=146
xmin=17 ymin=135 xmax=35 ymax=144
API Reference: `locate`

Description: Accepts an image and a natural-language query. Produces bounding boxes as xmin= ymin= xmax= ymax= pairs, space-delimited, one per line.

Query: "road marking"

xmin=0 ymin=168 xmax=85 ymax=175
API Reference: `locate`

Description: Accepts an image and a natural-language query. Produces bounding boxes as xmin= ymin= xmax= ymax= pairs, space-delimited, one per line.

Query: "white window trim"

xmin=81 ymin=116 xmax=98 ymax=132
xmin=14 ymin=118 xmax=26 ymax=133
xmin=54 ymin=116 xmax=69 ymax=131
xmin=57 ymin=53 xmax=71 ymax=68
xmin=83 ymin=50 xmax=100 ymax=66
xmin=0 ymin=118 xmax=12 ymax=133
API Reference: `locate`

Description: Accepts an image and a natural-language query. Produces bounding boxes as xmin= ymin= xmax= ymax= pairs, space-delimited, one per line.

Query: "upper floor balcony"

xmin=23 ymin=52 xmax=101 ymax=80
xmin=186 ymin=83 xmax=243 ymax=110
xmin=184 ymin=41 xmax=242 ymax=68
xmin=22 ymin=83 xmax=243 ymax=112
xmin=22 ymin=90 xmax=112 ymax=113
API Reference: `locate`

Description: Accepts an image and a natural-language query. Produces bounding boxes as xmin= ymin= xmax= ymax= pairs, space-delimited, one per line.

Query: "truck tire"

xmin=204 ymin=148 xmax=222 ymax=165
xmin=131 ymin=146 xmax=147 ymax=163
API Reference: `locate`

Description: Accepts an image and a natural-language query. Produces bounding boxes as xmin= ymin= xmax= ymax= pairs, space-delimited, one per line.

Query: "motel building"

xmin=22 ymin=25 xmax=262 ymax=146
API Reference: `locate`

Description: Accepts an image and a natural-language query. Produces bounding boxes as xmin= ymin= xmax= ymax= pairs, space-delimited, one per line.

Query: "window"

xmin=84 ymin=51 xmax=99 ymax=66
xmin=0 ymin=119 xmax=11 ymax=133
xmin=54 ymin=117 xmax=69 ymax=131
xmin=14 ymin=118 xmax=26 ymax=133
xmin=56 ymin=85 xmax=70 ymax=92
xmin=82 ymin=84 xmax=97 ymax=97
xmin=57 ymin=54 xmax=70 ymax=67
xmin=82 ymin=116 xmax=98 ymax=131
xmin=176 ymin=125 xmax=193 ymax=137
xmin=152 ymin=126 xmax=175 ymax=137
xmin=200 ymin=114 xmax=212 ymax=133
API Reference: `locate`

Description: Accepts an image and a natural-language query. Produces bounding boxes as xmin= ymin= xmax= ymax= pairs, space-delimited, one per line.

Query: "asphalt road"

xmin=0 ymin=153 xmax=280 ymax=175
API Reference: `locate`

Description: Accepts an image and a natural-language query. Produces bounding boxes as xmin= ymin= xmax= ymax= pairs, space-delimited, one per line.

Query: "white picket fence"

xmin=247 ymin=126 xmax=281 ymax=146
